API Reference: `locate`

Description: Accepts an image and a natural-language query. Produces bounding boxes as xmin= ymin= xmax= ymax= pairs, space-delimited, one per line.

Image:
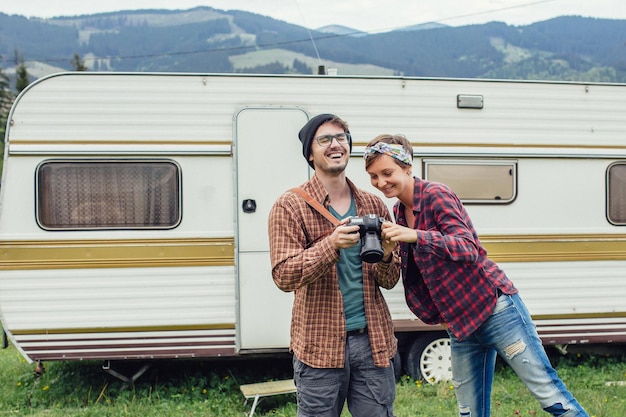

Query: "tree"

xmin=70 ymin=53 xmax=88 ymax=71
xmin=293 ymin=59 xmax=313 ymax=74
xmin=14 ymin=50 xmax=31 ymax=93
xmin=0 ymin=56 xmax=14 ymax=166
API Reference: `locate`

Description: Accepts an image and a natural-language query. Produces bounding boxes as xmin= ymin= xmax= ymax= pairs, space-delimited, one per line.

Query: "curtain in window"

xmin=37 ymin=161 xmax=180 ymax=229
xmin=608 ymin=164 xmax=626 ymax=224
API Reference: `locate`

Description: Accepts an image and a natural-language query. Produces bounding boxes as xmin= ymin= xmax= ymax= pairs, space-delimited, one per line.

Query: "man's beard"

xmin=325 ymin=162 xmax=348 ymax=173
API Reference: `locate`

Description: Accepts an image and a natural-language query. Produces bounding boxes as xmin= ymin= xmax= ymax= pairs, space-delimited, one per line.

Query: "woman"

xmin=367 ymin=134 xmax=589 ymax=417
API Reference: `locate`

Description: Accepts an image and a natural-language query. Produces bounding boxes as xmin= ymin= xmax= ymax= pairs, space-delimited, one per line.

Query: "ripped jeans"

xmin=449 ymin=293 xmax=589 ymax=417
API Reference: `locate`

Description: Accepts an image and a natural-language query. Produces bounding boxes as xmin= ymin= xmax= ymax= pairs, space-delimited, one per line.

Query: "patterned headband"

xmin=364 ymin=142 xmax=413 ymax=165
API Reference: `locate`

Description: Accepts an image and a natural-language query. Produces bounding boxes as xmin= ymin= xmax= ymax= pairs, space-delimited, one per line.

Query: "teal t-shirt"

xmin=329 ymin=197 xmax=367 ymax=332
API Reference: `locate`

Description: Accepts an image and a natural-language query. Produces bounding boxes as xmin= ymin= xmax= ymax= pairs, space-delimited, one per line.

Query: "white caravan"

xmin=1 ymin=72 xmax=625 ymax=382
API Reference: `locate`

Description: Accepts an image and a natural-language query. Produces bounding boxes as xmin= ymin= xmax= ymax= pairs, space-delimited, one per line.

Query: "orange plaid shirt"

xmin=268 ymin=174 xmax=400 ymax=368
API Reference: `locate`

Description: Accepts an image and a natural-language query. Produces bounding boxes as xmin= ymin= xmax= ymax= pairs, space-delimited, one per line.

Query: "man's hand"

xmin=330 ymin=218 xmax=361 ymax=250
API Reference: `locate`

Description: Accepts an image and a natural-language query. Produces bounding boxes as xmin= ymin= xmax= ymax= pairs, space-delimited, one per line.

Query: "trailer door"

xmin=235 ymin=107 xmax=309 ymax=350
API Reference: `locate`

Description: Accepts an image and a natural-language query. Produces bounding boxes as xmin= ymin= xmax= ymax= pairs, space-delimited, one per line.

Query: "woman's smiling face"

xmin=366 ymin=153 xmax=412 ymax=199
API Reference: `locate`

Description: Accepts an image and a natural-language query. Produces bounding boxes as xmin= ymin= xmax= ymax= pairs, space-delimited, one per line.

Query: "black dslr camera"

xmin=347 ymin=214 xmax=386 ymax=263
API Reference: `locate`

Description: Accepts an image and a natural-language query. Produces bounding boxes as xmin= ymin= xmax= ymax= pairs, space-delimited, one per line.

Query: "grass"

xmin=0 ymin=339 xmax=625 ymax=417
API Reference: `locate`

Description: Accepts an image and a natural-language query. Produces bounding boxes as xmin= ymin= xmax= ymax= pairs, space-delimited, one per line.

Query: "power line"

xmin=353 ymin=0 xmax=559 ymax=33
xmin=25 ymin=32 xmax=348 ymax=65
xmin=435 ymin=0 xmax=558 ymax=24
xmin=293 ymin=0 xmax=321 ymax=65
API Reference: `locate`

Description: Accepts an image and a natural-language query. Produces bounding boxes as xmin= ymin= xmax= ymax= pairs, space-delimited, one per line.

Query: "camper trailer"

xmin=1 ymin=72 xmax=625 ymax=383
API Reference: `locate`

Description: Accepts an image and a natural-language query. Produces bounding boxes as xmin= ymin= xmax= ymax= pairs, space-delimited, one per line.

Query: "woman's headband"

xmin=364 ymin=142 xmax=413 ymax=165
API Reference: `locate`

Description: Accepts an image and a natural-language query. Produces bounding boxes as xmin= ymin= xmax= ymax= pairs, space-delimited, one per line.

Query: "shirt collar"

xmin=308 ymin=174 xmax=361 ymax=209
xmin=397 ymin=176 xmax=423 ymax=215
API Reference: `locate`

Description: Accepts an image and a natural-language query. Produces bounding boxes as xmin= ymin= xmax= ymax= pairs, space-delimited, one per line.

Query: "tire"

xmin=403 ymin=332 xmax=452 ymax=384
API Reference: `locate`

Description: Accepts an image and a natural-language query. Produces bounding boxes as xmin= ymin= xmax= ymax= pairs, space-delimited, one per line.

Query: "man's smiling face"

xmin=308 ymin=122 xmax=350 ymax=173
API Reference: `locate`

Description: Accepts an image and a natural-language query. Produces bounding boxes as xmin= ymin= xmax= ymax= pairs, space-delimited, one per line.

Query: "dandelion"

xmin=449 ymin=385 xmax=454 ymax=390
xmin=202 ymin=389 xmax=207 ymax=394
xmin=42 ymin=385 xmax=49 ymax=391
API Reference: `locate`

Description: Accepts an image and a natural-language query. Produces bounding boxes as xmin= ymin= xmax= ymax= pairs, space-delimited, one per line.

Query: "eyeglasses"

xmin=314 ymin=132 xmax=350 ymax=147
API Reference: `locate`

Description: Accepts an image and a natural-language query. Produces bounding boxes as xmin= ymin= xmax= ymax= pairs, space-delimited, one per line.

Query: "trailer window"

xmin=423 ymin=159 xmax=516 ymax=204
xmin=36 ymin=160 xmax=181 ymax=230
xmin=607 ymin=163 xmax=626 ymax=225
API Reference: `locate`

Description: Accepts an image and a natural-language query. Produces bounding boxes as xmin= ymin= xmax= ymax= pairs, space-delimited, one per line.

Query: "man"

xmin=268 ymin=114 xmax=400 ymax=417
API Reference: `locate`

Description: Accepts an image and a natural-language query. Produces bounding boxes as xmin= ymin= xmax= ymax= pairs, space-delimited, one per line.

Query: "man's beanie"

xmin=298 ymin=113 xmax=352 ymax=168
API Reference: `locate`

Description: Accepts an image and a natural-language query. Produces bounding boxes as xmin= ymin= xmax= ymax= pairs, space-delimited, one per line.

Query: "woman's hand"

xmin=382 ymin=221 xmax=417 ymax=243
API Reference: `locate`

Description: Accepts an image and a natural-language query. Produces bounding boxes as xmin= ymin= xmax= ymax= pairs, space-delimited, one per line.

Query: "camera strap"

xmin=290 ymin=187 xmax=340 ymax=227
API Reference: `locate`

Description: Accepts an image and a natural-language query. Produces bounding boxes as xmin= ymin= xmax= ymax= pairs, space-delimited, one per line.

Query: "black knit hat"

xmin=298 ymin=113 xmax=352 ymax=168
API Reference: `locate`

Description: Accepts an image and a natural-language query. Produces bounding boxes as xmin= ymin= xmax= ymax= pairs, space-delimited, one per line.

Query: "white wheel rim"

xmin=420 ymin=338 xmax=452 ymax=384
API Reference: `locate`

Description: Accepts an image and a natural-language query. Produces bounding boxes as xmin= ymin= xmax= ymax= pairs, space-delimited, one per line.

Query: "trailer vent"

xmin=457 ymin=94 xmax=484 ymax=109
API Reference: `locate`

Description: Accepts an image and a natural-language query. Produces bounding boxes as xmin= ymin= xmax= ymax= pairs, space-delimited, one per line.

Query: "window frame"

xmin=422 ymin=158 xmax=518 ymax=204
xmin=606 ymin=161 xmax=626 ymax=226
xmin=35 ymin=159 xmax=183 ymax=231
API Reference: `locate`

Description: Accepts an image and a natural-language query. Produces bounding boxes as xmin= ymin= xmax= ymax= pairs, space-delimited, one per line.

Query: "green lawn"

xmin=0 ymin=338 xmax=624 ymax=416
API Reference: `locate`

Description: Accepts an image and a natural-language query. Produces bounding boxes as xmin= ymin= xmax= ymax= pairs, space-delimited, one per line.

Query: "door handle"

xmin=242 ymin=199 xmax=257 ymax=213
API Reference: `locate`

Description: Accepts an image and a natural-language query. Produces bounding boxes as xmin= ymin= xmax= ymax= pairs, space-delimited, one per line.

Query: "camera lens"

xmin=360 ymin=233 xmax=384 ymax=263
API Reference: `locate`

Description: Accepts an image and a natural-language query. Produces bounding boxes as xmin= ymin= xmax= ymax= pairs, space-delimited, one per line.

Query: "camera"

xmin=347 ymin=214 xmax=386 ymax=263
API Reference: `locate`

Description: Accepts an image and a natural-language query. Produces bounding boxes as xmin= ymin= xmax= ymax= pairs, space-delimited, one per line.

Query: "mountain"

xmin=315 ymin=25 xmax=367 ymax=37
xmin=398 ymin=22 xmax=449 ymax=31
xmin=0 ymin=6 xmax=625 ymax=83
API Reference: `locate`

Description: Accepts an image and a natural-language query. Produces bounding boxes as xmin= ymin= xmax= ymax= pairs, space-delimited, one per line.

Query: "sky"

xmin=1 ymin=0 xmax=625 ymax=33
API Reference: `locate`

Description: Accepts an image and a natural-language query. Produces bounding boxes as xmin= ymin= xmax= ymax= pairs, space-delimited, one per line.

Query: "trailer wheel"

xmin=404 ymin=332 xmax=452 ymax=384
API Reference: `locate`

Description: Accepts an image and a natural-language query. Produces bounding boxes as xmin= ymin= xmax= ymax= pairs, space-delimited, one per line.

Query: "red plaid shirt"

xmin=394 ymin=177 xmax=517 ymax=341
xmin=268 ymin=174 xmax=400 ymax=368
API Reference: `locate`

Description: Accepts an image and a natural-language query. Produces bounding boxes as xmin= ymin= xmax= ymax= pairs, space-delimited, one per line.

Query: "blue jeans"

xmin=449 ymin=293 xmax=589 ymax=417
xmin=292 ymin=331 xmax=396 ymax=417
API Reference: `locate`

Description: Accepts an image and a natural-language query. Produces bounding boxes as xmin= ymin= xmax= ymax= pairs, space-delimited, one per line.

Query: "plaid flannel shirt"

xmin=268 ymin=174 xmax=400 ymax=368
xmin=395 ymin=177 xmax=518 ymax=340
